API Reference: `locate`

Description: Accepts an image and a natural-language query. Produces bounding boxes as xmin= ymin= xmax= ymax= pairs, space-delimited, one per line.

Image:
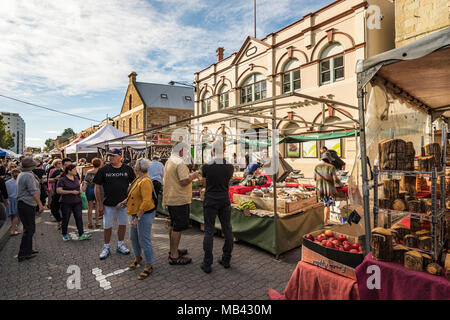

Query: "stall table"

xmin=268 ymin=261 xmax=360 ymax=300
xmin=356 ymin=253 xmax=450 ymax=300
xmin=158 ymin=198 xmax=324 ymax=255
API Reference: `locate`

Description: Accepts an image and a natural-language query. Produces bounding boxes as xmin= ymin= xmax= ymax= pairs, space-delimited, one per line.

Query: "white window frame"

xmin=319 ymin=43 xmax=345 ymax=85
xmin=240 ymin=74 xmax=266 ymax=104
xmin=282 ymin=59 xmax=301 ymax=93
xmin=219 ymin=85 xmax=229 ymax=109
xmin=201 ymin=92 xmax=211 ymax=114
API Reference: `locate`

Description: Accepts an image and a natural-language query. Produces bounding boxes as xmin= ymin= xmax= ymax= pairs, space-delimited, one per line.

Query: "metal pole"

xmin=358 ymin=87 xmax=372 ymax=255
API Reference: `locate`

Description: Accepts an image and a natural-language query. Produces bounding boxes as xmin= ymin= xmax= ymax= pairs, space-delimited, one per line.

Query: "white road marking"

xmin=91 ymin=267 xmax=130 ymax=291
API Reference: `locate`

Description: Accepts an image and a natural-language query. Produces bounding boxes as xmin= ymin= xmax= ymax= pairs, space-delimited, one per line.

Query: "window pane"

xmin=241 ymin=89 xmax=246 ymax=103
xmin=283 ymin=82 xmax=291 ymax=93
xmin=293 ymin=70 xmax=300 ymax=81
xmin=224 ymin=93 xmax=229 ymax=108
xmin=247 ymin=86 xmax=252 ymax=102
xmin=334 ymin=67 xmax=344 ymax=80
xmin=321 ymin=60 xmax=330 ymax=71
xmin=321 ymin=71 xmax=330 ymax=83
xmin=293 ymin=79 xmax=301 ymax=90
xmin=261 ymin=81 xmax=266 ymax=90
xmin=334 ymin=56 xmax=343 ymax=67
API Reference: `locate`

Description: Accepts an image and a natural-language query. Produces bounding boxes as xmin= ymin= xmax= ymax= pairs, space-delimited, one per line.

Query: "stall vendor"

xmin=243 ymin=162 xmax=263 ymax=178
xmin=314 ymin=152 xmax=342 ymax=227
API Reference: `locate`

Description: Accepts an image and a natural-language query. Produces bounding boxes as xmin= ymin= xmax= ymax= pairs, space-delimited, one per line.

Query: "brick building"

xmin=112 ymin=72 xmax=194 ymax=143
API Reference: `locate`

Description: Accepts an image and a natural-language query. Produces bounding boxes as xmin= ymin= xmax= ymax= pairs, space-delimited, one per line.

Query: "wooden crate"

xmin=233 ymin=193 xmax=316 ymax=213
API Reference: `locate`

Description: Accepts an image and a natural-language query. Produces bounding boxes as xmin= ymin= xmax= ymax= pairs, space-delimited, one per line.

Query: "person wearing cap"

xmin=320 ymin=146 xmax=345 ymax=171
xmin=147 ymin=154 xmax=164 ymax=209
xmin=163 ymin=141 xmax=198 ymax=265
xmin=94 ymin=148 xmax=136 ymax=260
xmin=16 ymin=157 xmax=45 ymax=262
xmin=314 ymin=152 xmax=342 ymax=227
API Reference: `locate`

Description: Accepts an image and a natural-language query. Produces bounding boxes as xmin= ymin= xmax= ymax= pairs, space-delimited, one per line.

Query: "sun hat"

xmin=20 ymin=157 xmax=39 ymax=171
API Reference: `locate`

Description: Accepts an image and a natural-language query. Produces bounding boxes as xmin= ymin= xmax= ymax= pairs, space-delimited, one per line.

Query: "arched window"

xmin=202 ymin=91 xmax=211 ymax=114
xmin=320 ymin=42 xmax=344 ymax=85
xmin=129 ymin=118 xmax=132 ymax=134
xmin=282 ymin=59 xmax=301 ymax=93
xmin=240 ymin=73 xmax=266 ymax=104
xmin=219 ymin=85 xmax=229 ymax=109
xmin=122 ymin=119 xmax=126 ymax=132
xmin=129 ymin=95 xmax=132 ymax=110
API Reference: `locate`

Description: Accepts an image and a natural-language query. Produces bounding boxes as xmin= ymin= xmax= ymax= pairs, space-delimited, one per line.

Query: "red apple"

xmin=338 ymin=234 xmax=347 ymax=242
xmin=305 ymin=234 xmax=315 ymax=241
xmin=326 ymin=241 xmax=335 ymax=248
xmin=342 ymin=241 xmax=351 ymax=246
xmin=328 ymin=237 xmax=337 ymax=242
xmin=343 ymin=244 xmax=352 ymax=251
xmin=316 ymin=235 xmax=325 ymax=242
xmin=321 ymin=240 xmax=328 ymax=246
xmin=314 ymin=240 xmax=321 ymax=245
xmin=350 ymin=249 xmax=359 ymax=253
xmin=332 ymin=240 xmax=340 ymax=247
xmin=351 ymin=243 xmax=360 ymax=250
xmin=324 ymin=230 xmax=334 ymax=238
xmin=320 ymin=233 xmax=326 ymax=239
xmin=338 ymin=247 xmax=345 ymax=251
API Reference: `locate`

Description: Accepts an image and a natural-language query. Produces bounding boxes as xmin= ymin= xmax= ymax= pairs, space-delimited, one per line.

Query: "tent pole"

xmin=358 ymin=86 xmax=372 ymax=255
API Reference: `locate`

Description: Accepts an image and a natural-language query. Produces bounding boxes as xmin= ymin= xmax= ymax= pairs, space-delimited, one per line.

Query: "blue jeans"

xmin=129 ymin=210 xmax=155 ymax=265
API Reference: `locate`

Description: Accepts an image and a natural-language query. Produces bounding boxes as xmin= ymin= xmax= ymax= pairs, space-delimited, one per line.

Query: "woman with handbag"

xmin=57 ymin=164 xmax=91 ymax=242
xmin=117 ymin=158 xmax=156 ymax=280
xmin=82 ymin=158 xmax=103 ymax=229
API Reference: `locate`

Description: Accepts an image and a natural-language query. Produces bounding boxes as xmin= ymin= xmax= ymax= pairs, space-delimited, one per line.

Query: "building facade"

xmin=1 ymin=112 xmax=25 ymax=154
xmin=112 ymin=72 xmax=194 ymax=144
xmin=392 ymin=0 xmax=449 ymax=47
xmin=193 ymin=0 xmax=395 ymax=176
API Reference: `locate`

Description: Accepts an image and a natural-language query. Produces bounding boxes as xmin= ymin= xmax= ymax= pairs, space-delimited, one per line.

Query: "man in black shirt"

xmin=48 ymin=158 xmax=72 ymax=226
xmin=94 ymin=149 xmax=136 ymax=260
xmin=200 ymin=139 xmax=235 ymax=274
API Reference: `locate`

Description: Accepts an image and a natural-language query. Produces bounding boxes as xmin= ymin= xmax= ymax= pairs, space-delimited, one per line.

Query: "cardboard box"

xmin=301 ymin=229 xmax=364 ymax=280
xmin=233 ymin=193 xmax=316 ymax=213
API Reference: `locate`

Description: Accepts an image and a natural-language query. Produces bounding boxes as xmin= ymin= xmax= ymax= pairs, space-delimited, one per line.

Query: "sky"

xmin=0 ymin=0 xmax=332 ymax=149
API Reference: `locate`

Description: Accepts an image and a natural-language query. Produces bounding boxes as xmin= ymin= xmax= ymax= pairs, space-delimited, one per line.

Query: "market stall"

xmin=354 ymin=27 xmax=450 ymax=294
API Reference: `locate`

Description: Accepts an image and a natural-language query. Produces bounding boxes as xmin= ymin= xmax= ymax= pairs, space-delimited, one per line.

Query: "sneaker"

xmin=62 ymin=234 xmax=70 ymax=242
xmin=116 ymin=243 xmax=130 ymax=255
xmin=79 ymin=233 xmax=91 ymax=241
xmin=200 ymin=263 xmax=212 ymax=274
xmin=99 ymin=247 xmax=111 ymax=260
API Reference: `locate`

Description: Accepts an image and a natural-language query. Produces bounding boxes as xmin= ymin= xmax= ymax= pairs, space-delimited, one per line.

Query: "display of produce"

xmin=238 ymin=200 xmax=256 ymax=211
xmin=305 ymin=230 xmax=363 ymax=253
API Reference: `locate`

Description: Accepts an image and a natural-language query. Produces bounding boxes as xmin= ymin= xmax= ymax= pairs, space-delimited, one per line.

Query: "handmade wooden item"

xmin=415 ymin=177 xmax=428 ymax=192
xmin=423 ymin=143 xmax=442 ymax=172
xmin=421 ymin=253 xmax=433 ymax=270
xmin=379 ymin=139 xmax=407 ymax=170
xmin=426 ymin=263 xmax=443 ymax=276
xmin=404 ymin=234 xmax=418 ymax=248
xmin=378 ymin=198 xmax=392 ymax=209
xmin=415 ymin=229 xmax=430 ymax=238
xmin=420 ymin=199 xmax=433 ymax=215
xmin=410 ymin=218 xmax=425 ymax=233
xmin=391 ymin=224 xmax=410 ymax=240
xmin=371 ymin=227 xmax=394 ymax=262
xmin=392 ymin=199 xmax=407 ymax=211
xmin=404 ymin=251 xmax=423 ymax=271
xmin=393 ymin=245 xmax=408 ymax=264
xmin=418 ymin=156 xmax=435 ymax=172
xmin=418 ymin=236 xmax=432 ymax=251
xmin=405 ymin=142 xmax=416 ymax=171
xmin=407 ymin=200 xmax=422 ymax=213
xmin=383 ymin=179 xmax=400 ymax=200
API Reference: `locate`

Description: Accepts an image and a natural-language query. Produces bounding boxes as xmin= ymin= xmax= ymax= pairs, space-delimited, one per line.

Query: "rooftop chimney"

xmin=216 ymin=47 xmax=224 ymax=63
xmin=128 ymin=71 xmax=137 ymax=84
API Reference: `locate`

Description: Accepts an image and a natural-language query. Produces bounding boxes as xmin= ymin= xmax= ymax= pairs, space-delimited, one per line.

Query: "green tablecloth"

xmin=158 ymin=199 xmax=324 ymax=255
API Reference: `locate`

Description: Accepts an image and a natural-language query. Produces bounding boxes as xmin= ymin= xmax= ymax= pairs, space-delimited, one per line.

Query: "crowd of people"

xmin=0 ymin=139 xmax=236 ymax=278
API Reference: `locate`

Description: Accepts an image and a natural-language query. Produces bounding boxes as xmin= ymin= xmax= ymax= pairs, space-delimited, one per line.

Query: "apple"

xmin=338 ymin=235 xmax=347 ymax=242
xmin=332 ymin=240 xmax=340 ymax=247
xmin=324 ymin=230 xmax=334 ymax=237
xmin=320 ymin=233 xmax=326 ymax=239
xmin=305 ymin=234 xmax=315 ymax=241
xmin=314 ymin=240 xmax=321 ymax=244
xmin=326 ymin=241 xmax=335 ymax=248
xmin=342 ymin=241 xmax=351 ymax=246
xmin=349 ymin=249 xmax=359 ymax=253
xmin=338 ymin=247 xmax=345 ymax=251
xmin=316 ymin=235 xmax=325 ymax=242
xmin=321 ymin=240 xmax=328 ymax=246
xmin=351 ymin=243 xmax=360 ymax=250
xmin=343 ymin=244 xmax=352 ymax=251
xmin=328 ymin=237 xmax=337 ymax=242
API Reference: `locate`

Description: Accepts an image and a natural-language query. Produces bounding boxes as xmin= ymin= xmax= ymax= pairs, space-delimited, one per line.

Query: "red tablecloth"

xmin=229 ymin=174 xmax=272 ymax=203
xmin=268 ymin=261 xmax=360 ymax=300
xmin=356 ymin=252 xmax=450 ymax=300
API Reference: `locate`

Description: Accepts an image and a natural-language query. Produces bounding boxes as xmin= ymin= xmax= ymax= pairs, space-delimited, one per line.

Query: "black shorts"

xmin=168 ymin=204 xmax=190 ymax=232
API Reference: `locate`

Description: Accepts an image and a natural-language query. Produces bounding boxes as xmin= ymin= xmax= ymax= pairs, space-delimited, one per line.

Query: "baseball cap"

xmin=107 ymin=148 xmax=122 ymax=156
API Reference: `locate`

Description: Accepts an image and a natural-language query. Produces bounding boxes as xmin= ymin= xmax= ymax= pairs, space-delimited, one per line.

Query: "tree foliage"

xmin=0 ymin=115 xmax=15 ymax=149
xmin=62 ymin=128 xmax=75 ymax=136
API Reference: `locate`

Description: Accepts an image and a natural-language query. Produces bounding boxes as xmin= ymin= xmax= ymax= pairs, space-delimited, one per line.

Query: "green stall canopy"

xmin=240 ymin=130 xmax=359 ymax=146
xmin=279 ymin=130 xmax=359 ymax=144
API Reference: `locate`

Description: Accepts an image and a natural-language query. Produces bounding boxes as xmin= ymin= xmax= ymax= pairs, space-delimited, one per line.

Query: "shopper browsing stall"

xmin=200 ymin=139 xmax=234 ymax=274
xmin=314 ymin=152 xmax=342 ymax=227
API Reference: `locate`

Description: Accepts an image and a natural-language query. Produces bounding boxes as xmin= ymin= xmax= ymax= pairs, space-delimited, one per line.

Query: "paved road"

xmin=0 ymin=210 xmax=299 ymax=300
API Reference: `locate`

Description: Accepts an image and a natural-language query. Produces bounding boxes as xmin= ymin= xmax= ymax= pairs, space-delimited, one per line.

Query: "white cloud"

xmin=0 ymin=0 xmax=328 ymax=98
xmin=45 ymin=130 xmax=58 ymax=134
xmin=26 ymin=137 xmax=43 ymax=141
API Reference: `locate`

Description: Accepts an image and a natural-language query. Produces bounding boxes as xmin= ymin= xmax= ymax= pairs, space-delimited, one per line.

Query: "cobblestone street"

xmin=0 ymin=210 xmax=298 ymax=300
